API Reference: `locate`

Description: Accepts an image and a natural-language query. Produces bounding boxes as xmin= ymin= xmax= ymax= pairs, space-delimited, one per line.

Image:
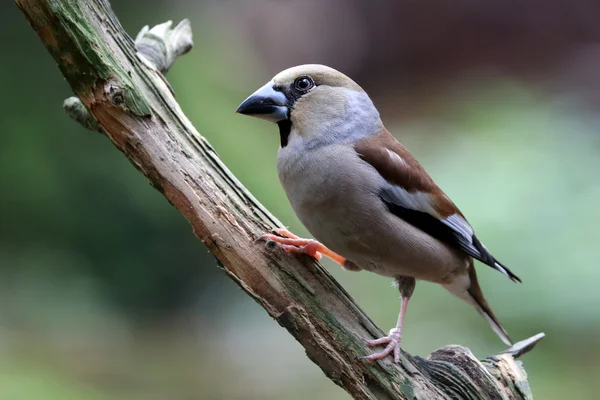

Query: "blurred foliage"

xmin=2 ymin=1 xmax=600 ymax=399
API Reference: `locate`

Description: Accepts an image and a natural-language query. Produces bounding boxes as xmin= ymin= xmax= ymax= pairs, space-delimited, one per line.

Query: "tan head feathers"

xmin=273 ymin=64 xmax=363 ymax=92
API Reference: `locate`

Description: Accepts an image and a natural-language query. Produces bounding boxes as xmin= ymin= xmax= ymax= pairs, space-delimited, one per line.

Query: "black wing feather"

xmin=380 ymin=192 xmax=521 ymax=283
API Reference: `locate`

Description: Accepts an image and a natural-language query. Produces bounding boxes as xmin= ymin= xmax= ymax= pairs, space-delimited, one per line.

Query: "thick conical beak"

xmin=236 ymin=82 xmax=289 ymax=123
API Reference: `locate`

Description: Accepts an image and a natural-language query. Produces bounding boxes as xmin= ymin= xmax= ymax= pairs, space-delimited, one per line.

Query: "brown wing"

xmin=354 ymin=129 xmax=521 ymax=282
xmin=354 ymin=128 xmax=460 ymax=218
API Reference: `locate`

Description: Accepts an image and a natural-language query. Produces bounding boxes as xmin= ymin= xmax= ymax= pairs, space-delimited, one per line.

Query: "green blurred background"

xmin=2 ymin=0 xmax=600 ymax=399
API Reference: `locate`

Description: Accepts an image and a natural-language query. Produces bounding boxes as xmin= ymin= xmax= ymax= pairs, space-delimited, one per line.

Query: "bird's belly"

xmin=277 ymin=144 xmax=468 ymax=282
xmin=278 ymin=145 xmax=378 ymax=251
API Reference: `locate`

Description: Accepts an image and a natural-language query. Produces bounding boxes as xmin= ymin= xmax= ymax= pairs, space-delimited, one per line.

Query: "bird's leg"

xmin=363 ymin=276 xmax=416 ymax=363
xmin=259 ymin=228 xmax=347 ymax=266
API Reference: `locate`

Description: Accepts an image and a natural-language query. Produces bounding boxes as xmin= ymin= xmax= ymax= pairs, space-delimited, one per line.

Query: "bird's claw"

xmin=257 ymin=229 xmax=349 ymax=266
xmin=257 ymin=231 xmax=323 ymax=261
xmin=362 ymin=328 xmax=403 ymax=363
xmin=271 ymin=228 xmax=300 ymax=239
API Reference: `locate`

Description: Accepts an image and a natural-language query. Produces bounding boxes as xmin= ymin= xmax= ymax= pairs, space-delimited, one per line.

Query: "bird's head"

xmin=236 ymin=64 xmax=381 ymax=147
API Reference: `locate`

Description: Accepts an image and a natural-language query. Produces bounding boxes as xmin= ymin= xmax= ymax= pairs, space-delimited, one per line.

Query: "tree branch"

xmin=15 ymin=0 xmax=544 ymax=398
xmin=62 ymin=18 xmax=191 ymax=132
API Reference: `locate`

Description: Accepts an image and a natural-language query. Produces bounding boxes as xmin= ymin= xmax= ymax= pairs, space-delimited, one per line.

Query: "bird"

xmin=236 ymin=64 xmax=521 ymax=363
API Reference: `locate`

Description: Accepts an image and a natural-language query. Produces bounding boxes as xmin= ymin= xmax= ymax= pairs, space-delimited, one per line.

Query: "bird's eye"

xmin=294 ymin=76 xmax=314 ymax=92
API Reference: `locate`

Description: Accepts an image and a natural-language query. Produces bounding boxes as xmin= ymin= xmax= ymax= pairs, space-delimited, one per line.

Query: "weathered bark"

xmin=14 ymin=1 xmax=544 ymax=398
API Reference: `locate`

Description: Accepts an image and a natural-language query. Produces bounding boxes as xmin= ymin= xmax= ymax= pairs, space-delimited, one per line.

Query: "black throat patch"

xmin=277 ymin=120 xmax=292 ymax=147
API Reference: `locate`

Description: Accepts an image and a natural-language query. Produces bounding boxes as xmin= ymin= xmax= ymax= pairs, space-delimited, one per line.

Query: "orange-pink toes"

xmin=259 ymin=233 xmax=324 ymax=261
xmin=259 ymin=231 xmax=347 ymax=266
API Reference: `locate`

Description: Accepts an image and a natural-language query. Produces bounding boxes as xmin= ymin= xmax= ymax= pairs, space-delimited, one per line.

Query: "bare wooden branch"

xmin=15 ymin=0 xmax=543 ymax=398
xmin=62 ymin=18 xmax=191 ymax=132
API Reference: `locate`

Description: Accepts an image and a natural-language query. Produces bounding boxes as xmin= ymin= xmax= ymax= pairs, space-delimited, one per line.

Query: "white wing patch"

xmin=381 ymin=182 xmax=480 ymax=256
xmin=381 ymin=183 xmax=474 ymax=246
xmin=386 ymin=149 xmax=409 ymax=168
xmin=382 ymin=184 xmax=442 ymax=218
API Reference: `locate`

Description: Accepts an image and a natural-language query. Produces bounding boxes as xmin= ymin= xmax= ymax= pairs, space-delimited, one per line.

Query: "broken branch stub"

xmin=63 ymin=18 xmax=192 ymax=133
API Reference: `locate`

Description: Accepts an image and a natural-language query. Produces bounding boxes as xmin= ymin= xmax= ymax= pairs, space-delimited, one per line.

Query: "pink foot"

xmin=258 ymin=229 xmax=347 ymax=266
xmin=259 ymin=233 xmax=324 ymax=261
xmin=362 ymin=328 xmax=403 ymax=363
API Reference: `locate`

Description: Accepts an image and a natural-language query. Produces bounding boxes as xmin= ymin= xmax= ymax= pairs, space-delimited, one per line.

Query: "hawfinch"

xmin=236 ymin=64 xmax=520 ymax=363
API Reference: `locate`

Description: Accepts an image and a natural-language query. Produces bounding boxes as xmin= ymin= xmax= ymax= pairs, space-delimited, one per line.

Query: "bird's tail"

xmin=444 ymin=265 xmax=513 ymax=346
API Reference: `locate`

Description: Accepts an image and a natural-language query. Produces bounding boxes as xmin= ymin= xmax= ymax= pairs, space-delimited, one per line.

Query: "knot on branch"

xmin=105 ymin=81 xmax=125 ymax=106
